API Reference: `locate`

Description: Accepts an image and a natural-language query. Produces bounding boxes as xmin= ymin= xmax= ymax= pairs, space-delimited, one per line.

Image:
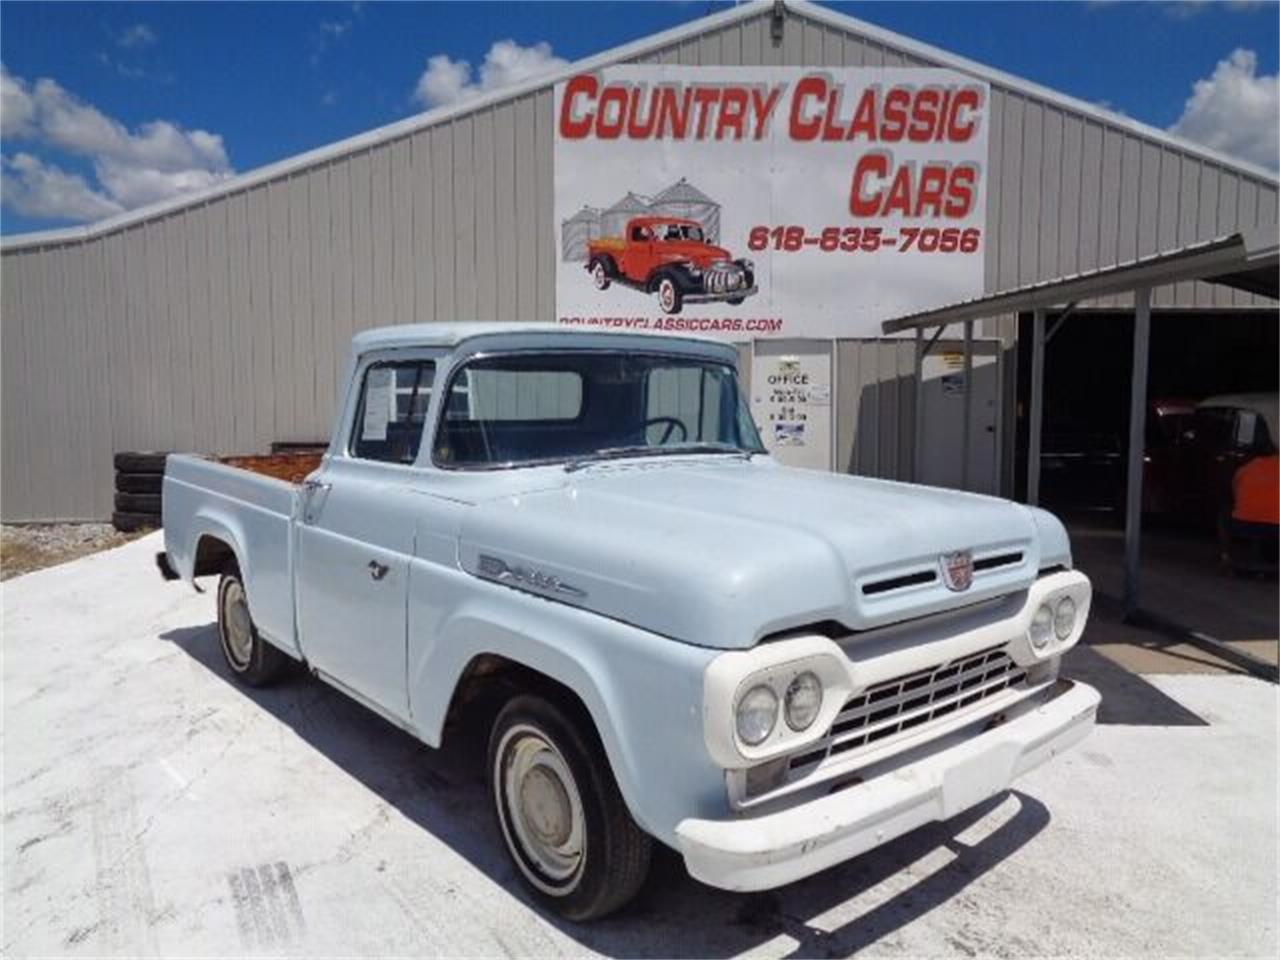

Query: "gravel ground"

xmin=0 ymin=523 xmax=150 ymax=581
xmin=2 ymin=532 xmax=1276 ymax=958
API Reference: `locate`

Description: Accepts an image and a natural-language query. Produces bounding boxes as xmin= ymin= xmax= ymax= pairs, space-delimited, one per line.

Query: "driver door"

xmin=294 ymin=354 xmax=438 ymax=721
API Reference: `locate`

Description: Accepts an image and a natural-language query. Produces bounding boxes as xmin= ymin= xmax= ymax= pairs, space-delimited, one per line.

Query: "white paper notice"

xmin=362 ymin=368 xmax=393 ymax=441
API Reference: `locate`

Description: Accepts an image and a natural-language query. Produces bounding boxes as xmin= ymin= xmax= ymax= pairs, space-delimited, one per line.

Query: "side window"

xmin=350 ymin=360 xmax=435 ymax=463
xmin=1239 ymin=407 xmax=1259 ymax=450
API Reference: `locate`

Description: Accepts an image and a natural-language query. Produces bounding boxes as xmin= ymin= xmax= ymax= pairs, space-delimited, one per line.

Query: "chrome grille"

xmin=790 ymin=645 xmax=1026 ymax=770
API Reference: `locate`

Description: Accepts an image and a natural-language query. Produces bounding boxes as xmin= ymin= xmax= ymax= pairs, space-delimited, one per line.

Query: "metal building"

xmin=1 ymin=0 xmax=1277 ymax=521
xmin=650 ymin=179 xmax=721 ymax=243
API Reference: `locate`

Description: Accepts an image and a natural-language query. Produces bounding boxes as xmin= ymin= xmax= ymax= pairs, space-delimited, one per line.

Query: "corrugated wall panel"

xmin=2 ymin=4 xmax=1276 ymax=518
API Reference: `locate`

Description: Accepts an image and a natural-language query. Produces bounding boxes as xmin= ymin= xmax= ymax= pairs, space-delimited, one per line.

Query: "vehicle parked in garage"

xmin=586 ymin=216 xmax=757 ymax=314
xmin=158 ymin=323 xmax=1098 ymax=920
xmin=1145 ymin=393 xmax=1278 ymax=528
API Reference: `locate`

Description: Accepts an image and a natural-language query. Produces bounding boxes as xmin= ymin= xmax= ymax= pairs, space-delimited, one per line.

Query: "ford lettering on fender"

xmin=158 ymin=323 xmax=1100 ymax=921
xmin=586 ymin=216 xmax=758 ymax=314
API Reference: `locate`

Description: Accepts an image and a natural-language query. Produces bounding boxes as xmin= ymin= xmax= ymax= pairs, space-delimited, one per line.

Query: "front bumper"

xmin=683 ymin=285 xmax=759 ymax=305
xmin=675 ymin=678 xmax=1099 ymax=891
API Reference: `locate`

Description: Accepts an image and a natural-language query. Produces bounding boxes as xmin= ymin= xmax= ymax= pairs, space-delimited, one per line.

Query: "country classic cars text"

xmin=558 ymin=72 xmax=985 ymax=219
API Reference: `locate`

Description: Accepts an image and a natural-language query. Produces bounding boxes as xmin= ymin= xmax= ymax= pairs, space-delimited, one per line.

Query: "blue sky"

xmin=2 ymin=1 xmax=1277 ymax=235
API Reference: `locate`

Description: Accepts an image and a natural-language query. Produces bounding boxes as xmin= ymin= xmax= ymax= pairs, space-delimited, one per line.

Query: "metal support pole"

xmin=913 ymin=327 xmax=924 ymax=482
xmin=1027 ymin=308 xmax=1046 ymax=505
xmin=961 ymin=320 xmax=974 ymax=491
xmin=1123 ymin=286 xmax=1152 ymax=618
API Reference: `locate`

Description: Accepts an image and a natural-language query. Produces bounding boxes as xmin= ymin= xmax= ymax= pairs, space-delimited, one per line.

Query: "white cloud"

xmin=1169 ymin=49 xmax=1279 ymax=169
xmin=1 ymin=64 xmax=34 ymax=137
xmin=117 ymin=23 xmax=156 ymax=48
xmin=1 ymin=153 xmax=122 ymax=221
xmin=0 ymin=65 xmax=234 ymax=223
xmin=413 ymin=39 xmax=567 ymax=108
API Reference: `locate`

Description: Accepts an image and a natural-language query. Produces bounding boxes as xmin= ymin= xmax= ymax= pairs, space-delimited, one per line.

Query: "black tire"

xmin=112 ymin=510 xmax=159 ymax=533
xmin=589 ymin=259 xmax=612 ymax=290
xmin=217 ymin=564 xmax=287 ymax=688
xmin=489 ymin=694 xmax=651 ymax=921
xmin=726 ymin=296 xmax=745 ymax=306
xmin=115 ymin=492 xmax=161 ymax=513
xmin=655 ymin=275 xmax=683 ymax=315
xmin=113 ymin=451 xmax=168 ymax=474
xmin=116 ymin=472 xmax=163 ymax=494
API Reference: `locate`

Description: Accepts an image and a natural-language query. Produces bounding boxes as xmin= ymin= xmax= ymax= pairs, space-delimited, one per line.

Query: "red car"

xmin=586 ymin=216 xmax=757 ymax=314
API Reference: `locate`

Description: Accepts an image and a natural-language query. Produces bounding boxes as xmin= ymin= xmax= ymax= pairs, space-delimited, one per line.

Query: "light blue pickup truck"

xmin=159 ymin=323 xmax=1099 ymax=920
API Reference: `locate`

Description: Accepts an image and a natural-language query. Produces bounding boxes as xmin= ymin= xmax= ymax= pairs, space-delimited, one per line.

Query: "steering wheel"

xmin=642 ymin=416 xmax=688 ymax=445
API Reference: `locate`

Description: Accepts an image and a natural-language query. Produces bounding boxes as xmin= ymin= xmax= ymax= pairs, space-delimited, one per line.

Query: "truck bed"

xmin=162 ymin=452 xmax=307 ymax=656
xmin=218 ymin=451 xmax=323 ymax=485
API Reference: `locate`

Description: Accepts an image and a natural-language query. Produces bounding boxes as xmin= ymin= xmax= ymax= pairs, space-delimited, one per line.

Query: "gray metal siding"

xmin=1 ymin=5 xmax=1275 ymax=520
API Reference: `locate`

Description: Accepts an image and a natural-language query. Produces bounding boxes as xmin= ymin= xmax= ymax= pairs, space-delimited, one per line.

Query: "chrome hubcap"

xmin=593 ymin=264 xmax=607 ymax=288
xmin=496 ymin=726 xmax=585 ymax=893
xmin=221 ymin=580 xmax=253 ymax=670
xmin=660 ymin=281 xmax=674 ymax=311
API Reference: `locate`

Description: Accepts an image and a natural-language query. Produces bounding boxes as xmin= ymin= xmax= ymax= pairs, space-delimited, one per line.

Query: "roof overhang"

xmin=881 ymin=228 xmax=1280 ymax=333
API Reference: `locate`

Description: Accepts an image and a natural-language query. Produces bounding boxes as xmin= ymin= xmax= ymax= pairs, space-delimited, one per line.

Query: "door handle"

xmin=367 ymin=560 xmax=389 ymax=581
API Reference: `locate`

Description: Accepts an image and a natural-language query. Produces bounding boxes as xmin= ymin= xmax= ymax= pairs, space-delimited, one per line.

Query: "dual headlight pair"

xmin=736 ymin=671 xmax=823 ymax=746
xmin=1030 ymin=594 xmax=1077 ymax=650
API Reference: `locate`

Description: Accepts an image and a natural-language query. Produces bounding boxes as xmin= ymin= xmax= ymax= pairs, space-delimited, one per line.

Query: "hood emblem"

xmin=940 ymin=550 xmax=975 ymax=592
xmin=478 ymin=554 xmax=587 ymax=599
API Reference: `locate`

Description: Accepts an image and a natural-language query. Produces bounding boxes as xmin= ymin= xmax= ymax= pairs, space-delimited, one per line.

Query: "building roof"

xmin=880 ymin=228 xmax=1280 ymax=333
xmin=653 ymin=178 xmax=717 ymax=205
xmin=3 ymin=0 xmax=1276 ymax=253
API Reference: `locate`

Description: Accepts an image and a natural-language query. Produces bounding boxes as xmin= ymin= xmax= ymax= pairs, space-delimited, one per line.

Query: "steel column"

xmin=1123 ymin=287 xmax=1152 ymax=617
xmin=961 ymin=320 xmax=974 ymax=490
xmin=913 ymin=327 xmax=924 ymax=482
xmin=1027 ymin=308 xmax=1046 ymax=505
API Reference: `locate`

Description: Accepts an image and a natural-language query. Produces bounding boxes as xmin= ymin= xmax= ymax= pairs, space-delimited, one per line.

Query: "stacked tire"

xmin=113 ymin=451 xmax=168 ymax=532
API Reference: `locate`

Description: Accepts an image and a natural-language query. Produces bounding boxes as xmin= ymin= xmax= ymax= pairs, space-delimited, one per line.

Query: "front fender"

xmin=408 ymin=575 xmax=728 ymax=846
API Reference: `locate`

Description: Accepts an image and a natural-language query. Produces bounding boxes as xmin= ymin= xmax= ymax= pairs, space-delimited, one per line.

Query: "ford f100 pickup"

xmin=159 ymin=323 xmax=1099 ymax=921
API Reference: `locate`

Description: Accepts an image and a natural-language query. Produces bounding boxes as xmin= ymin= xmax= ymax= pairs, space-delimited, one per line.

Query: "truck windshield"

xmin=433 ymin=352 xmax=765 ymax=469
xmin=661 ymin=223 xmax=703 ymax=242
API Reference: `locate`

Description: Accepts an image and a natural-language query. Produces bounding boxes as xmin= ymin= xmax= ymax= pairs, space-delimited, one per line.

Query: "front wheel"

xmin=217 ymin=565 xmax=287 ymax=687
xmin=489 ymin=694 xmax=651 ymax=921
xmin=656 ymin=276 xmax=683 ymax=314
xmin=591 ymin=260 xmax=611 ymax=290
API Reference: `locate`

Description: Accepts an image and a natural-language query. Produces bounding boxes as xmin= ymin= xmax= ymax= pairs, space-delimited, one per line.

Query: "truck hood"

xmin=455 ymin=458 xmax=1049 ymax=649
xmin=659 ymin=243 xmax=734 ymax=268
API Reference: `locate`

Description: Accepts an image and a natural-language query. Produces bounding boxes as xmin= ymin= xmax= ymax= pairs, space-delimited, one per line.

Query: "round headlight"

xmin=736 ymin=684 xmax=778 ymax=746
xmin=784 ymin=672 xmax=823 ymax=731
xmin=1054 ymin=596 xmax=1077 ymax=640
xmin=1030 ymin=603 xmax=1054 ymax=650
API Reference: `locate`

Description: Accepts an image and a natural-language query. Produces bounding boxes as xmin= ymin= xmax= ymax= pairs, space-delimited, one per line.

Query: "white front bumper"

xmin=676 ymin=678 xmax=1100 ymax=891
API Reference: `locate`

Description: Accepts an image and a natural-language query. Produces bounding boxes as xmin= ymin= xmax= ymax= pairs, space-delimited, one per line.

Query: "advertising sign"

xmin=554 ymin=66 xmax=989 ymax=339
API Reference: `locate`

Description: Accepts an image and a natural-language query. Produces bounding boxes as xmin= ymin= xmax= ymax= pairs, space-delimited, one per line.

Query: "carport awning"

xmin=881 ymin=227 xmax=1279 ymax=334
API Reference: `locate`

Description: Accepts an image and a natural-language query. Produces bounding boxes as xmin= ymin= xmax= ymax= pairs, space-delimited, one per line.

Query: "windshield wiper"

xmin=564 ymin=443 xmax=757 ymax=472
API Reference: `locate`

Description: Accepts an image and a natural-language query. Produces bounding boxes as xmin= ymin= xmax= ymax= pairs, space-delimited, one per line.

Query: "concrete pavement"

xmin=3 ymin=532 xmax=1276 ymax=957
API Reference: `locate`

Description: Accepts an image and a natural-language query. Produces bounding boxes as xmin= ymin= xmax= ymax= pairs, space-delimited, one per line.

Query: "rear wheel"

xmin=489 ymin=694 xmax=651 ymax=921
xmin=656 ymin=276 xmax=683 ymax=314
xmin=217 ymin=564 xmax=286 ymax=687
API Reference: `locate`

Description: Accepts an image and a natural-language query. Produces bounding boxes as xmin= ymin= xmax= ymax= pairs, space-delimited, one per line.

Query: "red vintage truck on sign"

xmin=586 ymin=216 xmax=757 ymax=314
